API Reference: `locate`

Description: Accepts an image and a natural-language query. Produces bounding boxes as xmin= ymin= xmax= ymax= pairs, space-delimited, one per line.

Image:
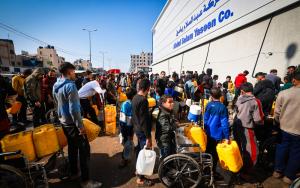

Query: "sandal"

xmin=137 ymin=179 xmax=154 ymax=187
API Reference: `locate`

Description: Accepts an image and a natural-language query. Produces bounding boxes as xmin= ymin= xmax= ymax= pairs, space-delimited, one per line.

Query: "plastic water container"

xmin=92 ymin=105 xmax=99 ymax=116
xmin=216 ymin=140 xmax=243 ymax=173
xmin=105 ymin=121 xmax=117 ymax=135
xmin=189 ymin=127 xmax=207 ymax=152
xmin=1 ymin=131 xmax=36 ymax=161
xmin=186 ymin=99 xmax=192 ymax=107
xmin=105 ymin=105 xmax=117 ymax=123
xmin=55 ymin=127 xmax=68 ymax=149
xmin=119 ymin=92 xmax=127 ymax=102
xmin=226 ymin=92 xmax=233 ymax=102
xmin=6 ymin=101 xmax=22 ymax=114
xmin=270 ymin=101 xmax=276 ymax=117
xmin=188 ymin=105 xmax=201 ymax=122
xmin=148 ymin=98 xmax=156 ymax=108
xmin=33 ymin=124 xmax=60 ymax=158
xmin=83 ymin=118 xmax=101 ymax=142
xmin=202 ymin=99 xmax=209 ymax=112
xmin=136 ymin=147 xmax=156 ymax=176
xmin=174 ymin=86 xmax=184 ymax=93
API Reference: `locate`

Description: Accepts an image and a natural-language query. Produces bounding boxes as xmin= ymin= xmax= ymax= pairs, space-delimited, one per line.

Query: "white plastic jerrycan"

xmin=136 ymin=147 xmax=156 ymax=176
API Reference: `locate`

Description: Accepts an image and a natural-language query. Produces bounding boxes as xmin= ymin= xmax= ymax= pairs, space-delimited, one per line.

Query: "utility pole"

xmin=82 ymin=28 xmax=97 ymax=65
xmin=99 ymin=51 xmax=107 ymax=70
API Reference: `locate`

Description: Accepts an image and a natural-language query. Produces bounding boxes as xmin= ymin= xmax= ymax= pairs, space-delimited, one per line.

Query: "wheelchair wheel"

xmin=0 ymin=164 xmax=27 ymax=188
xmin=158 ymin=154 xmax=202 ymax=188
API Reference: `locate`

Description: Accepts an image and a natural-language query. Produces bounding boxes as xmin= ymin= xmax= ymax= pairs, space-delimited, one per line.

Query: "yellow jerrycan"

xmin=92 ymin=105 xmax=99 ymax=116
xmin=1 ymin=131 xmax=36 ymax=161
xmin=148 ymin=98 xmax=156 ymax=108
xmin=189 ymin=126 xmax=207 ymax=152
xmin=55 ymin=127 xmax=68 ymax=148
xmin=119 ymin=92 xmax=127 ymax=103
xmin=83 ymin=118 xmax=101 ymax=142
xmin=33 ymin=124 xmax=60 ymax=158
xmin=216 ymin=140 xmax=243 ymax=173
xmin=6 ymin=101 xmax=22 ymax=114
xmin=105 ymin=122 xmax=117 ymax=135
xmin=105 ymin=105 xmax=117 ymax=123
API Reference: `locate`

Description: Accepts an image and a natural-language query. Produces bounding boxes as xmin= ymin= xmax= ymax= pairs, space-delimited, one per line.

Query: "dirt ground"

xmin=48 ymin=135 xmax=291 ymax=188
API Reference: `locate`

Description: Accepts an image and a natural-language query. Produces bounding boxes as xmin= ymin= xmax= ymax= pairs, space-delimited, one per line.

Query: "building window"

xmin=40 ymin=51 xmax=42 ymax=55
xmin=10 ymin=49 xmax=15 ymax=54
xmin=50 ymin=54 xmax=52 ymax=57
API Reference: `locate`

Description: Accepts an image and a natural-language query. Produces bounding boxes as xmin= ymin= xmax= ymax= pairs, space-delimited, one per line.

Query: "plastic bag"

xmin=136 ymin=147 xmax=156 ymax=176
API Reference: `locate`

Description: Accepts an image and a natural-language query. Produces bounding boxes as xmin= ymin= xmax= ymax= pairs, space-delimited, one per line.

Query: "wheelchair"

xmin=158 ymin=125 xmax=215 ymax=188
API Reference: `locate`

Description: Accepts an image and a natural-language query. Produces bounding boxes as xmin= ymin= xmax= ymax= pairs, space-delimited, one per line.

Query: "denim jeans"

xmin=275 ymin=130 xmax=300 ymax=180
xmin=135 ymin=131 xmax=147 ymax=179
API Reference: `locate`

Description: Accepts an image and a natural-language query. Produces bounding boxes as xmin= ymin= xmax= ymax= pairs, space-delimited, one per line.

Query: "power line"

xmin=0 ymin=21 xmax=89 ymax=58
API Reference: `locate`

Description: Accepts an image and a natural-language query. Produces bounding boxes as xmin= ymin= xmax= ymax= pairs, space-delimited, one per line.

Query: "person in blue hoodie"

xmin=53 ymin=62 xmax=102 ymax=188
xmin=119 ymin=87 xmax=136 ymax=168
xmin=204 ymin=87 xmax=230 ymax=170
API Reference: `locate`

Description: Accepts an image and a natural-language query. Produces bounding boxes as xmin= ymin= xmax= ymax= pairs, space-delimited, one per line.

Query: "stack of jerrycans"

xmin=104 ymin=105 xmax=117 ymax=135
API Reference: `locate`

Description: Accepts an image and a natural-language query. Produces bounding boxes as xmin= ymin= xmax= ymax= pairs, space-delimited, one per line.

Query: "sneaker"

xmin=282 ymin=176 xmax=292 ymax=184
xmin=81 ymin=180 xmax=102 ymax=188
xmin=272 ymin=171 xmax=283 ymax=179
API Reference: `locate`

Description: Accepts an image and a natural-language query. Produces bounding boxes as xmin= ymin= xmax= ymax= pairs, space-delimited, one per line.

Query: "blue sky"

xmin=0 ymin=0 xmax=166 ymax=71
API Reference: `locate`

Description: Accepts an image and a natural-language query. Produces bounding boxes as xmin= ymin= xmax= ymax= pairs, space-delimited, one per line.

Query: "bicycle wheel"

xmin=0 ymin=164 xmax=27 ymax=188
xmin=158 ymin=153 xmax=202 ymax=188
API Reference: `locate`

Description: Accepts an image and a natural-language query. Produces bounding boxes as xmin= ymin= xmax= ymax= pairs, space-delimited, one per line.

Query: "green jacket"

xmin=24 ymin=68 xmax=45 ymax=106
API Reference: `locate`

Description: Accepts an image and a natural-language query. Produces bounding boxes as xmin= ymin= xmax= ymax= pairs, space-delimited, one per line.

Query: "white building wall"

xmin=152 ymin=4 xmax=300 ymax=84
xmin=255 ymin=7 xmax=300 ymax=80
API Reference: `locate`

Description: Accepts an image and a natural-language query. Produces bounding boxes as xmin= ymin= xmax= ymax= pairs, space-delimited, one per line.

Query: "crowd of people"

xmin=0 ymin=62 xmax=299 ymax=187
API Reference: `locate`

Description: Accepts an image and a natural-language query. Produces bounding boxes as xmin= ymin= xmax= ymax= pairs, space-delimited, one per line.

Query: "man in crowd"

xmin=106 ymin=74 xmax=117 ymax=104
xmin=11 ymin=69 xmax=32 ymax=125
xmin=24 ymin=68 xmax=46 ymax=127
xmin=53 ymin=62 xmax=102 ymax=188
xmin=132 ymin=79 xmax=154 ymax=187
xmin=233 ymin=82 xmax=264 ymax=178
xmin=234 ymin=70 xmax=249 ymax=99
xmin=82 ymin=70 xmax=93 ymax=86
xmin=203 ymin=68 xmax=213 ymax=99
xmin=78 ymin=78 xmax=106 ymax=129
xmin=266 ymin=69 xmax=281 ymax=94
xmin=273 ymin=71 xmax=300 ymax=184
xmin=253 ymin=72 xmax=275 ymax=117
xmin=0 ymin=73 xmax=16 ymax=138
xmin=42 ymin=69 xmax=57 ymax=112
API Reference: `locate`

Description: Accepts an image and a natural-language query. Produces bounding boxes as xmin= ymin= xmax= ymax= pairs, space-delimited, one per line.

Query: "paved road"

xmin=48 ymin=135 xmax=290 ymax=188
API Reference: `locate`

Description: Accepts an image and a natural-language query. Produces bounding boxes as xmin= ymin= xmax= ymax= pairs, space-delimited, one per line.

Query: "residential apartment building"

xmin=73 ymin=59 xmax=92 ymax=70
xmin=37 ymin=45 xmax=64 ymax=69
xmin=129 ymin=51 xmax=153 ymax=73
xmin=0 ymin=39 xmax=16 ymax=72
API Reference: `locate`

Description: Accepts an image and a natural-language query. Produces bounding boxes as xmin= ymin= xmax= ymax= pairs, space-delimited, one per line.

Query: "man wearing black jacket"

xmin=254 ymin=72 xmax=276 ymax=117
xmin=132 ymin=78 xmax=153 ymax=187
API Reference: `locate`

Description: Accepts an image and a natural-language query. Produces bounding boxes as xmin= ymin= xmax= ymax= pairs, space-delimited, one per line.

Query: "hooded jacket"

xmin=204 ymin=101 xmax=230 ymax=141
xmin=155 ymin=106 xmax=176 ymax=147
xmin=235 ymin=94 xmax=264 ymax=129
xmin=53 ymin=77 xmax=83 ymax=129
xmin=24 ymin=68 xmax=44 ymax=105
xmin=234 ymin=73 xmax=247 ymax=88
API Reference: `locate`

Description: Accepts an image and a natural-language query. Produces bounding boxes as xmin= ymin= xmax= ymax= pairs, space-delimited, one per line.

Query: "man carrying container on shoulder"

xmin=53 ymin=62 xmax=102 ymax=188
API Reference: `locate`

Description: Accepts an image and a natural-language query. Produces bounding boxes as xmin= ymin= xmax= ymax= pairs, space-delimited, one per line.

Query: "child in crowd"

xmin=156 ymin=95 xmax=177 ymax=159
xmin=233 ymin=82 xmax=264 ymax=177
xmin=119 ymin=87 xmax=137 ymax=168
xmin=204 ymin=87 xmax=230 ymax=169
